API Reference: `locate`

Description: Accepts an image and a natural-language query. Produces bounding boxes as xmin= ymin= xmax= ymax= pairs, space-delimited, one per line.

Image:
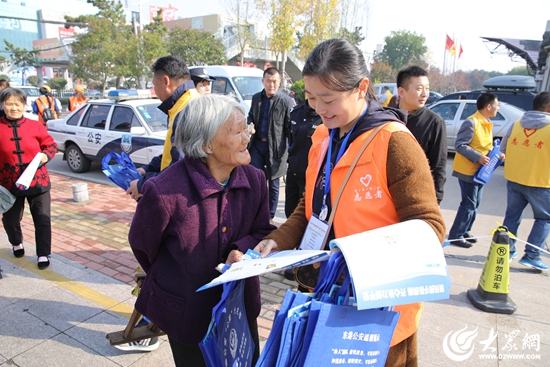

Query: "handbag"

xmin=0 ymin=186 xmax=16 ymax=214
xmin=200 ymin=279 xmax=254 ymax=367
xmin=292 ymin=123 xmax=388 ymax=290
xmin=101 ymin=152 xmax=142 ymax=190
xmin=258 ymin=249 xmax=399 ymax=367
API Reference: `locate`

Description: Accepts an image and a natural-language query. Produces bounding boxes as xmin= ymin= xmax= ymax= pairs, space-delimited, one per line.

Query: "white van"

xmin=372 ymin=83 xmax=398 ymax=100
xmin=188 ymin=66 xmax=265 ymax=114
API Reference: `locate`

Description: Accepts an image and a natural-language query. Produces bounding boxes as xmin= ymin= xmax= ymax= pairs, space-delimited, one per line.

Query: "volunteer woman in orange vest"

xmin=68 ymin=85 xmax=88 ymax=111
xmin=255 ymin=38 xmax=446 ymax=366
xmin=32 ymin=86 xmax=60 ymax=124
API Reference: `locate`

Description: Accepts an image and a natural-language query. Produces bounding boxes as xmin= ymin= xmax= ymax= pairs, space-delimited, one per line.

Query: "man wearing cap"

xmin=248 ymin=67 xmax=293 ymax=219
xmin=126 ymin=55 xmax=200 ymax=200
xmin=68 ymin=85 xmax=88 ymax=111
xmin=190 ymin=68 xmax=215 ymax=96
xmin=33 ymin=86 xmax=61 ymax=124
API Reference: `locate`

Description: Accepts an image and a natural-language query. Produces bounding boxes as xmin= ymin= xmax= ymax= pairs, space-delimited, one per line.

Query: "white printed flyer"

xmin=330 ymin=219 xmax=451 ymax=310
xmin=197 ymin=250 xmax=330 ymax=291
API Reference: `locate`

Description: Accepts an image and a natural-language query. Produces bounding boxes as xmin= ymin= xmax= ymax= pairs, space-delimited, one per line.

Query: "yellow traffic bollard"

xmin=467 ymin=226 xmax=516 ymax=314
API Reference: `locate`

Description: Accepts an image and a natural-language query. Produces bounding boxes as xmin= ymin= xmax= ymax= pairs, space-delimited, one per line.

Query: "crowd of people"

xmin=1 ymin=38 xmax=550 ymax=366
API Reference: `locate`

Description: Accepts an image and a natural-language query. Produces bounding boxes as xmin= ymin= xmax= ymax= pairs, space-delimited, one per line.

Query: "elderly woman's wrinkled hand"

xmin=226 ymin=249 xmax=243 ymax=264
xmin=126 ymin=179 xmax=142 ymax=201
xmin=254 ymin=239 xmax=279 ymax=258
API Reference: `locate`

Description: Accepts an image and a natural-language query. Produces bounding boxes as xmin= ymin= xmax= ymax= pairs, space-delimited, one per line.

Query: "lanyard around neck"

xmin=320 ymin=105 xmax=368 ymax=220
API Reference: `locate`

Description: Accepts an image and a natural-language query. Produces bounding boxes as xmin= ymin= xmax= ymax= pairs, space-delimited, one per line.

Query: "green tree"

xmin=297 ymin=0 xmax=340 ymax=60
xmin=224 ymin=0 xmax=257 ymax=65
xmin=167 ymin=27 xmax=227 ymax=66
xmin=506 ymin=66 xmax=529 ymax=75
xmin=290 ymin=79 xmax=304 ymax=104
xmin=265 ymin=0 xmax=300 ymax=88
xmin=133 ymin=9 xmax=168 ymax=86
xmin=377 ymin=30 xmax=428 ymax=71
xmin=4 ymin=41 xmax=41 ymax=69
xmin=336 ymin=26 xmax=365 ymax=46
xmin=369 ymin=61 xmax=395 ymax=84
xmin=65 ymin=0 xmax=135 ymax=93
xmin=48 ymin=77 xmax=68 ymax=91
xmin=27 ymin=75 xmax=39 ymax=86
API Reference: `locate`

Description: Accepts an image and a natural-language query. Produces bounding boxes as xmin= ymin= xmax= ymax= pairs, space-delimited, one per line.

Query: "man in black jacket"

xmin=285 ymin=99 xmax=322 ymax=218
xmin=397 ymin=66 xmax=447 ymax=205
xmin=247 ymin=67 xmax=293 ymax=219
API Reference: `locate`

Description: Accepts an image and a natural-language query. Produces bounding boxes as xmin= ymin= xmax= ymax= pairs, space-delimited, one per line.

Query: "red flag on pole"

xmin=445 ymin=34 xmax=454 ymax=51
xmin=459 ymin=45 xmax=464 ymax=59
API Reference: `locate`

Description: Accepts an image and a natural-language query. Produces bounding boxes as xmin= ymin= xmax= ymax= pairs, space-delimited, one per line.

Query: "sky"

xmin=131 ymin=0 xmax=550 ymax=73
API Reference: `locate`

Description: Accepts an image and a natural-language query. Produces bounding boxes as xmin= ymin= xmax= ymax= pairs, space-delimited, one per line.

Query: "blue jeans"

xmin=502 ymin=181 xmax=550 ymax=260
xmin=449 ymin=179 xmax=484 ymax=240
xmin=250 ymin=140 xmax=280 ymax=219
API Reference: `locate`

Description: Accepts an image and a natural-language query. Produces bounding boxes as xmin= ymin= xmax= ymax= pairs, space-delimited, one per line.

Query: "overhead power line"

xmin=0 ymin=15 xmax=87 ymax=28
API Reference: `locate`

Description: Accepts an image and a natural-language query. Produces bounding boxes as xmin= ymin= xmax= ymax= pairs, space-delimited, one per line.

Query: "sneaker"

xmin=509 ymin=251 xmax=518 ymax=261
xmin=449 ymin=238 xmax=473 ymax=248
xmin=518 ymin=256 xmax=549 ymax=271
xmin=114 ymin=337 xmax=159 ymax=352
xmin=464 ymin=232 xmax=478 ymax=244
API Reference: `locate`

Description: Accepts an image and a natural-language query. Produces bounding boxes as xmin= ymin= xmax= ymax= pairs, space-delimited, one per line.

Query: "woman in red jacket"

xmin=0 ymin=88 xmax=58 ymax=269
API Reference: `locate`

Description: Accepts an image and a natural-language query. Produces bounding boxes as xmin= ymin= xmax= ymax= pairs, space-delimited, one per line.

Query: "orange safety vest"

xmin=69 ymin=95 xmax=87 ymax=111
xmin=305 ymin=121 xmax=423 ymax=347
xmin=35 ymin=95 xmax=58 ymax=124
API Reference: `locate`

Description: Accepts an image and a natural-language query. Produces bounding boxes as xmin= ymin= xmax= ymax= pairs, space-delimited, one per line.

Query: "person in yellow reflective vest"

xmin=448 ymin=92 xmax=504 ymax=248
xmin=501 ymin=91 xmax=550 ymax=271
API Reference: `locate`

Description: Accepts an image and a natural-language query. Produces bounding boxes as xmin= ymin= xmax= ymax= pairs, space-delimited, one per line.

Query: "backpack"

xmin=40 ymin=96 xmax=55 ymax=122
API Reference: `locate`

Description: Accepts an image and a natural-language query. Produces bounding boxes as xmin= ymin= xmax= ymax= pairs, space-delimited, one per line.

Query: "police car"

xmin=47 ymin=89 xmax=167 ymax=173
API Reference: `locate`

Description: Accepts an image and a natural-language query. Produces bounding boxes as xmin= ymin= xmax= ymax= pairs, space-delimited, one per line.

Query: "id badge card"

xmin=298 ymin=214 xmax=330 ymax=251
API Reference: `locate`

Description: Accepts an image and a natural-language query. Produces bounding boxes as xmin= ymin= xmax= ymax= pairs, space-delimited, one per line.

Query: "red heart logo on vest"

xmin=524 ymin=128 xmax=537 ymax=137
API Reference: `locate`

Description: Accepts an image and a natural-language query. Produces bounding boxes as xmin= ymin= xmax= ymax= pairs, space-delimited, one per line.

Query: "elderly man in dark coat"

xmin=247 ymin=67 xmax=293 ymax=219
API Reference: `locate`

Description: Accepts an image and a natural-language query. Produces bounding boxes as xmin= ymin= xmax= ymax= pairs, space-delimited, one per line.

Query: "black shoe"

xmin=37 ymin=256 xmax=50 ymax=270
xmin=12 ymin=245 xmax=24 ymax=258
xmin=284 ymin=268 xmax=295 ymax=281
xmin=450 ymin=239 xmax=473 ymax=248
xmin=464 ymin=232 xmax=478 ymax=243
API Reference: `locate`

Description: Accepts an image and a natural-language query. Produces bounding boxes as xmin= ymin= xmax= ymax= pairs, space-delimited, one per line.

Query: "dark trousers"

xmin=2 ymin=191 xmax=52 ymax=257
xmin=285 ymin=171 xmax=306 ymax=218
xmin=250 ymin=140 xmax=280 ymax=219
xmin=168 ymin=319 xmax=260 ymax=367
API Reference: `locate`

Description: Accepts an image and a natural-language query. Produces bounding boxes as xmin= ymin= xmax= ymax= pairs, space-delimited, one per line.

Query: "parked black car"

xmin=440 ymin=90 xmax=535 ymax=111
xmin=440 ymin=75 xmax=536 ymax=111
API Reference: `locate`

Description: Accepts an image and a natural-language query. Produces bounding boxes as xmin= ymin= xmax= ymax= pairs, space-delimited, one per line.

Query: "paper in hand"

xmin=16 ymin=153 xmax=46 ymax=190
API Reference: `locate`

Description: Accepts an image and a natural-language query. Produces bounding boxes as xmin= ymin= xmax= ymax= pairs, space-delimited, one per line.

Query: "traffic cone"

xmin=467 ymin=226 xmax=517 ymax=314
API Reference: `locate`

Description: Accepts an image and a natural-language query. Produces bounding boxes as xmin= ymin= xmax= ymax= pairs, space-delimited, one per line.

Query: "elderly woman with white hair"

xmin=128 ymin=94 xmax=275 ymax=366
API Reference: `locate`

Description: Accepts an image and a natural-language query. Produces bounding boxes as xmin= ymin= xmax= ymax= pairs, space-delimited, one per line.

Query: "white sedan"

xmin=47 ymin=90 xmax=167 ymax=173
xmin=428 ymin=99 xmax=524 ymax=152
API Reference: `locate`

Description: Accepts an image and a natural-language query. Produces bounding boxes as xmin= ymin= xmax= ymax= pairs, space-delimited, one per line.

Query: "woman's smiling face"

xmin=304 ymin=75 xmax=368 ymax=135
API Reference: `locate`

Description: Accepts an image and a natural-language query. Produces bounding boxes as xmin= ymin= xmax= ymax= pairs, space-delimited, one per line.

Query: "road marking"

xmin=0 ymin=249 xmax=133 ymax=319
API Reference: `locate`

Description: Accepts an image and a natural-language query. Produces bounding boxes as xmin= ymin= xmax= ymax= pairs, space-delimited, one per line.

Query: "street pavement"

xmin=0 ymin=158 xmax=549 ymax=366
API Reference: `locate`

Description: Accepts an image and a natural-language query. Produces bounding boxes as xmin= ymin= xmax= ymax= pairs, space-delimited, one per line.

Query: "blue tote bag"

xmin=101 ymin=152 xmax=142 ymax=190
xmin=200 ymin=279 xmax=254 ymax=367
xmin=257 ymin=250 xmax=399 ymax=367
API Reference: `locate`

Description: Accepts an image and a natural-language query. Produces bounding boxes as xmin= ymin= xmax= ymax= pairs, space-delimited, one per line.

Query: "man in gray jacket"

xmin=247 ymin=67 xmax=293 ymax=219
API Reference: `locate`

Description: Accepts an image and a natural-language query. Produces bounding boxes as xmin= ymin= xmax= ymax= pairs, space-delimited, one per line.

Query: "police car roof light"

xmin=107 ymin=89 xmax=156 ymax=101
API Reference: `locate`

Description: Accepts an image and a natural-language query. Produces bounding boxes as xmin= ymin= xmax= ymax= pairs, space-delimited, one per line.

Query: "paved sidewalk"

xmin=1 ymin=172 xmax=549 ymax=366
